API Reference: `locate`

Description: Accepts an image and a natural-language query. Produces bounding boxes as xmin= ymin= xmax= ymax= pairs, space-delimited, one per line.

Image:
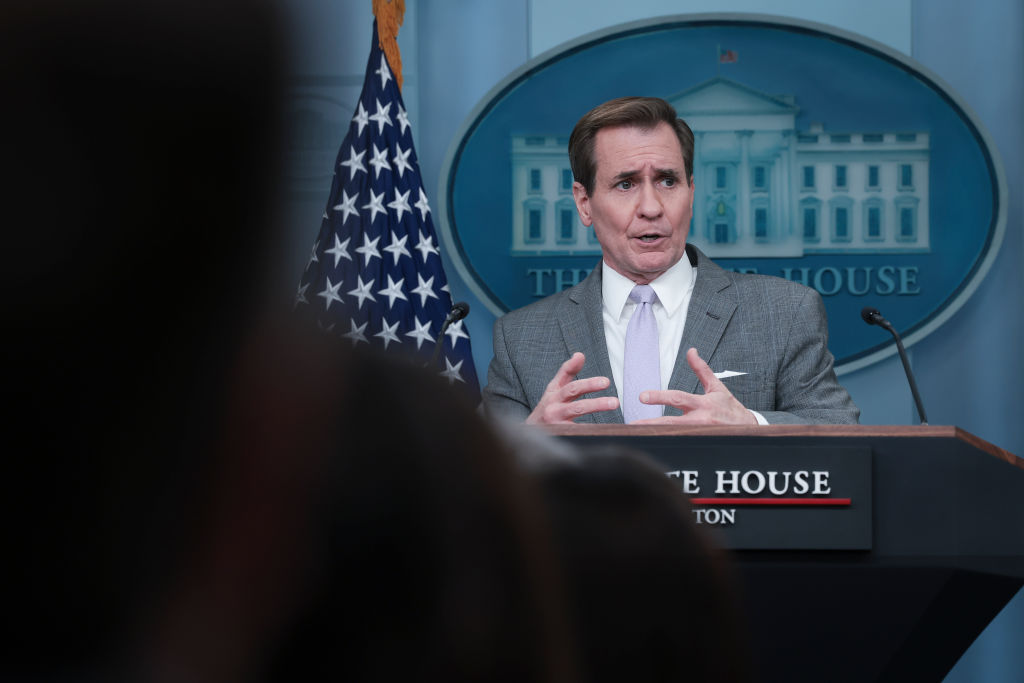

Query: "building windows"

xmin=560 ymin=168 xmax=573 ymax=192
xmin=834 ymin=165 xmax=848 ymax=190
xmin=830 ymin=134 xmax=851 ymax=143
xmin=800 ymin=199 xmax=821 ymax=242
xmin=715 ymin=165 xmax=729 ymax=190
xmin=802 ymin=165 xmax=815 ymax=190
xmin=895 ymin=197 xmax=919 ymax=242
xmin=754 ymin=206 xmax=769 ymax=240
xmin=835 ymin=208 xmax=848 ymax=240
xmin=528 ymin=168 xmax=542 ymax=193
xmin=752 ymin=165 xmax=768 ymax=191
xmin=899 ymin=164 xmax=913 ymax=190
xmin=899 ymin=207 xmax=916 ymax=240
xmin=863 ymin=133 xmax=884 ymax=143
xmin=556 ymin=200 xmax=576 ymax=243
xmin=867 ymin=165 xmax=880 ymax=190
xmin=706 ymin=200 xmax=734 ymax=244
xmin=803 ymin=208 xmax=817 ymax=240
xmin=864 ymin=201 xmax=884 ymax=241
xmin=523 ymin=199 xmax=545 ymax=243
xmin=896 ymin=133 xmax=917 ymax=142
xmin=830 ymin=201 xmax=853 ymax=243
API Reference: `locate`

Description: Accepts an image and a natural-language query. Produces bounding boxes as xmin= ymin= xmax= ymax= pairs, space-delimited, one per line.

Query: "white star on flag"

xmin=414 ymin=232 xmax=439 ymax=262
xmin=369 ymin=144 xmax=391 ymax=178
xmin=375 ymin=54 xmax=392 ymax=89
xmin=362 ymin=189 xmax=387 ymax=223
xmin=375 ymin=318 xmax=402 ymax=349
xmin=355 ymin=233 xmax=381 ymax=266
xmin=344 ymin=319 xmax=369 ymax=346
xmin=392 ymin=145 xmax=413 ymax=178
xmin=396 ymin=105 xmax=411 ymax=136
xmin=352 ymin=101 xmax=369 ymax=135
xmin=318 ymin=277 xmax=343 ymax=311
xmin=383 ymin=233 xmax=411 ymax=264
xmin=388 ymin=188 xmax=412 ymax=221
xmin=347 ymin=275 xmax=376 ymax=309
xmin=411 ymin=274 xmax=438 ymax=307
xmin=334 ymin=190 xmax=359 ymax=225
xmin=405 ymin=317 xmax=434 ymax=349
xmin=295 ymin=17 xmax=480 ymax=398
xmin=325 ymin=235 xmax=352 ymax=267
xmin=414 ymin=189 xmax=431 ymax=220
xmin=378 ymin=274 xmax=408 ymax=308
xmin=369 ymin=98 xmax=392 ymax=134
xmin=445 ymin=319 xmax=470 ymax=347
xmin=340 ymin=146 xmax=366 ymax=178
xmin=440 ymin=358 xmax=465 ymax=385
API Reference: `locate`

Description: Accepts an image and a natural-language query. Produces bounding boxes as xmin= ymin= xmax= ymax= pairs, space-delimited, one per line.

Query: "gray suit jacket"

xmin=482 ymin=245 xmax=859 ymax=424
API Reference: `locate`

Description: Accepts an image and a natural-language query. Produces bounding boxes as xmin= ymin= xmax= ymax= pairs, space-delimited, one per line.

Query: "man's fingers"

xmin=686 ymin=347 xmax=725 ymax=394
xmin=560 ymin=395 xmax=619 ymax=419
xmin=527 ymin=352 xmax=617 ymax=424
xmin=561 ymin=375 xmax=611 ymax=400
xmin=544 ymin=351 xmax=587 ymax=392
xmin=641 ymin=389 xmax=702 ymax=410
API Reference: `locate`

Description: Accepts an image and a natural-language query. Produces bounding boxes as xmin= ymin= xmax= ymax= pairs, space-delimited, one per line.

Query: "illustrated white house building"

xmin=510 ymin=77 xmax=930 ymax=257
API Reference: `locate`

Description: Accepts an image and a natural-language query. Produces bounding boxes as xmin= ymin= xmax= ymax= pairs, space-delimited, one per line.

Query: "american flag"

xmin=718 ymin=47 xmax=738 ymax=64
xmin=296 ymin=20 xmax=480 ymax=397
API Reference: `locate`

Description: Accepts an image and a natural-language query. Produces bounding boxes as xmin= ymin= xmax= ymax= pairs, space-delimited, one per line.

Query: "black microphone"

xmin=429 ymin=301 xmax=470 ymax=367
xmin=860 ymin=306 xmax=928 ymax=425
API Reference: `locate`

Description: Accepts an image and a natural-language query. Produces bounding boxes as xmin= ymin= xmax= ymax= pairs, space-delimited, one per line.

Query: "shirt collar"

xmin=601 ymin=253 xmax=695 ymax=320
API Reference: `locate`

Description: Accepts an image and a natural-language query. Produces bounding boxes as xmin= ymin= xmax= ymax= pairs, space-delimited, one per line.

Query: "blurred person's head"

xmin=231 ymin=343 xmax=578 ymax=683
xmin=1 ymin=0 xmax=286 ymax=676
xmin=536 ymin=448 xmax=752 ymax=683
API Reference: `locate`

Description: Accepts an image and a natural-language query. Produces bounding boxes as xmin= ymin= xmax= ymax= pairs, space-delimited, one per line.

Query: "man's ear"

xmin=572 ymin=181 xmax=592 ymax=227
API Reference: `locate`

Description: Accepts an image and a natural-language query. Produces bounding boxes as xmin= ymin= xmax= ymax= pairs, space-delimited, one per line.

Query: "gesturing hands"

xmin=526 ymin=352 xmax=619 ymax=425
xmin=633 ymin=347 xmax=757 ymax=426
xmin=524 ymin=348 xmax=755 ymax=426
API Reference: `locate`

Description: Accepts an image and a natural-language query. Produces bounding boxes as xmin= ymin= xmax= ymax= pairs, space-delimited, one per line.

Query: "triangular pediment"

xmin=667 ymin=77 xmax=798 ymax=116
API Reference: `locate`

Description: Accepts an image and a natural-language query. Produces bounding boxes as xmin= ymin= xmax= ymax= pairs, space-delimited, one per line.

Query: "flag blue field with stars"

xmin=296 ymin=20 xmax=480 ymax=398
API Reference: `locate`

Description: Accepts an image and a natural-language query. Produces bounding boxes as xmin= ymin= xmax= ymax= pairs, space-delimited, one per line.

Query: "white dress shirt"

xmin=600 ymin=256 xmax=767 ymax=424
xmin=601 ymin=257 xmax=695 ymax=411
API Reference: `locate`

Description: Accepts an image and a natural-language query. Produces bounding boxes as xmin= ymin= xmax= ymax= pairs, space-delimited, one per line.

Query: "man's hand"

xmin=633 ymin=348 xmax=757 ymax=425
xmin=526 ymin=352 xmax=619 ymax=424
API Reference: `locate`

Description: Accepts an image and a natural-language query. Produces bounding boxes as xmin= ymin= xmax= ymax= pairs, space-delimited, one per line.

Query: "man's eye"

xmin=616 ymin=180 xmax=633 ymax=190
xmin=661 ymin=177 xmax=676 ymax=187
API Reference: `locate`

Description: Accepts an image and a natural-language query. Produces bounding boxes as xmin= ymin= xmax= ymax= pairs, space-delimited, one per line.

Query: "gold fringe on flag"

xmin=372 ymin=0 xmax=405 ymax=91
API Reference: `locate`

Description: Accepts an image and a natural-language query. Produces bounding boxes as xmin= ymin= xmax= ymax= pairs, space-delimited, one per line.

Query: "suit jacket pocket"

xmin=717 ymin=372 xmax=774 ymax=412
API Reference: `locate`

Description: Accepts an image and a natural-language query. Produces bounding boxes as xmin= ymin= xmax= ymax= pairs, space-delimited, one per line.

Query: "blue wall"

xmin=282 ymin=1 xmax=1023 ymax=679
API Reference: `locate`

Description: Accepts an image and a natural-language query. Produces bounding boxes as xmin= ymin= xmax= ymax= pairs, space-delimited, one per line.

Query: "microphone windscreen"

xmin=451 ymin=301 xmax=470 ymax=320
xmin=861 ymin=306 xmax=881 ymax=325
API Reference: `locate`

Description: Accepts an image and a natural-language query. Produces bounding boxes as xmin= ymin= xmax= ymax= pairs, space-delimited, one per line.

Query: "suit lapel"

xmin=560 ymin=265 xmax=622 ymax=424
xmin=668 ymin=246 xmax=738 ymax=404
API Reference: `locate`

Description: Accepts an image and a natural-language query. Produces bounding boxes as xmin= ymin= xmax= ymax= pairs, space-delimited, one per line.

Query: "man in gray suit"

xmin=482 ymin=97 xmax=858 ymax=426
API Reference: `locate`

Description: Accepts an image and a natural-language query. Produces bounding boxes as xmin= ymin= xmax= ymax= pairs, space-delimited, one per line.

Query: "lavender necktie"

xmin=623 ymin=284 xmax=662 ymax=423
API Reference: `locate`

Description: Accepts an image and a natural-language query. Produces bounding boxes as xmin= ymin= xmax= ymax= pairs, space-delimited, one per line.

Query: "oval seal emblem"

xmin=439 ymin=14 xmax=1006 ymax=373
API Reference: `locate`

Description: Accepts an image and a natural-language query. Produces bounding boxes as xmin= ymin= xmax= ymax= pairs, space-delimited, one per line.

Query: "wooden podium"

xmin=547 ymin=425 xmax=1024 ymax=682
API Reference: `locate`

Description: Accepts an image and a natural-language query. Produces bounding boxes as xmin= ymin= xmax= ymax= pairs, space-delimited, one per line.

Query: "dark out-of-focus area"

xmin=1 ymin=0 xmax=288 ymax=677
xmin=0 ymin=2 xmax=749 ymax=681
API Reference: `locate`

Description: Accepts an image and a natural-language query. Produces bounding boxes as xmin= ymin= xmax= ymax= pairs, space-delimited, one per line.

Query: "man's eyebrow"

xmin=610 ymin=167 xmax=680 ymax=182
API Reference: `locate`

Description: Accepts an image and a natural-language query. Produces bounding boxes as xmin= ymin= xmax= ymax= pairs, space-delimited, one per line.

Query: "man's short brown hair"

xmin=568 ymin=96 xmax=694 ymax=195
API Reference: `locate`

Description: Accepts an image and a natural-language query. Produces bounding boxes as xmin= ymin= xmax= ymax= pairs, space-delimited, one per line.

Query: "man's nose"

xmin=636 ymin=180 xmax=663 ymax=218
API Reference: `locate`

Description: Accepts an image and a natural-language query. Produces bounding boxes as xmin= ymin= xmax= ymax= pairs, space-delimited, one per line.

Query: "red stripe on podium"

xmin=690 ymin=497 xmax=852 ymax=506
